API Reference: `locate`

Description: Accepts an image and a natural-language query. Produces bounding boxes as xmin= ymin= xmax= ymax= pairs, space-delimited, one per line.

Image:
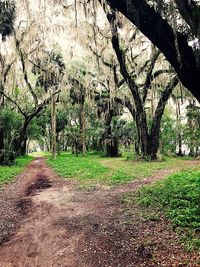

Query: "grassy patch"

xmin=135 ymin=170 xmax=200 ymax=250
xmin=0 ymin=156 xmax=33 ymax=186
xmin=29 ymin=151 xmax=51 ymax=157
xmin=47 ymin=152 xmax=199 ymax=186
xmin=48 ymin=153 xmax=109 ymax=183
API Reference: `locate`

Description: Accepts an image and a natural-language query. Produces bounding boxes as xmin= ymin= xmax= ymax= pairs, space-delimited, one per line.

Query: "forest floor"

xmin=0 ymin=158 xmax=199 ymax=267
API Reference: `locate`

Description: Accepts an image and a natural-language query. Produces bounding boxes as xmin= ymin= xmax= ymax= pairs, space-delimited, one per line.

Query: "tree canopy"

xmin=105 ymin=0 xmax=200 ymax=102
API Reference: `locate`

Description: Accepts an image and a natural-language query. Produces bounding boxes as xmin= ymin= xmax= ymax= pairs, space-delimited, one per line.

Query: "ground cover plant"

xmin=0 ymin=156 xmax=33 ymax=185
xmin=48 ymin=152 xmax=199 ymax=186
xmin=123 ymin=169 xmax=200 ymax=251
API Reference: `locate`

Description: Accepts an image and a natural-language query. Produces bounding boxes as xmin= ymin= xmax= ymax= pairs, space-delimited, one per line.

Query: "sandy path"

xmin=0 ymin=158 xmax=199 ymax=267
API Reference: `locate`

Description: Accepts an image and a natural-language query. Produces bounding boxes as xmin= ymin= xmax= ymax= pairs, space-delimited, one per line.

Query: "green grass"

xmin=48 ymin=153 xmax=109 ymax=182
xmin=0 ymin=156 xmax=33 ymax=185
xmin=135 ymin=170 xmax=200 ymax=250
xmin=47 ymin=152 xmax=199 ymax=186
xmin=29 ymin=151 xmax=51 ymax=157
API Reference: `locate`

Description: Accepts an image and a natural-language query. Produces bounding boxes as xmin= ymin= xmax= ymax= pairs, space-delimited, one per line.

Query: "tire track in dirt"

xmin=0 ymin=158 xmax=199 ymax=267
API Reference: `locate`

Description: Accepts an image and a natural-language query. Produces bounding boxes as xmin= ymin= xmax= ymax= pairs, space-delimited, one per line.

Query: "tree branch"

xmin=89 ymin=45 xmax=113 ymax=68
xmin=175 ymin=0 xmax=200 ymax=37
xmin=15 ymin=39 xmax=38 ymax=106
xmin=151 ymin=76 xmax=179 ymax=138
xmin=27 ymin=89 xmax=61 ymax=120
xmin=142 ymin=48 xmax=160 ymax=103
xmin=115 ymin=96 xmax=135 ymax=118
xmin=0 ymin=90 xmax=26 ymax=117
xmin=104 ymin=0 xmax=200 ymax=102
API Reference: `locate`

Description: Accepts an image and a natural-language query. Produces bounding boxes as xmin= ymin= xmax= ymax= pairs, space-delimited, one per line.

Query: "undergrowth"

xmin=0 ymin=156 xmax=33 ymax=185
xmin=47 ymin=152 xmax=198 ymax=186
xmin=136 ymin=170 xmax=200 ymax=250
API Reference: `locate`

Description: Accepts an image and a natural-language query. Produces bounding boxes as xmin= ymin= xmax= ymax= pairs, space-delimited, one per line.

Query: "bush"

xmin=0 ymin=150 xmax=16 ymax=166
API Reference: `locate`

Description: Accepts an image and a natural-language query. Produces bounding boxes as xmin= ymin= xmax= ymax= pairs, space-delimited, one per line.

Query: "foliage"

xmin=184 ymin=102 xmax=200 ymax=156
xmin=0 ymin=155 xmax=33 ymax=185
xmin=0 ymin=149 xmax=15 ymax=165
xmin=160 ymin=112 xmax=179 ymax=155
xmin=47 ymin=152 xmax=197 ymax=186
xmin=0 ymin=0 xmax=15 ymax=40
xmin=136 ymin=169 xmax=200 ymax=250
xmin=33 ymin=50 xmax=66 ymax=91
xmin=0 ymin=108 xmax=23 ymax=150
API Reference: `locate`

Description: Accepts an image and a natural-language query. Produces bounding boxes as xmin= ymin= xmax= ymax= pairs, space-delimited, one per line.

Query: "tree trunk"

xmin=177 ymin=133 xmax=183 ymax=156
xmin=62 ymin=129 xmax=65 ymax=151
xmin=106 ymin=136 xmax=119 ymax=157
xmin=134 ymin=108 xmax=150 ymax=159
xmin=12 ymin=120 xmax=29 ymax=156
xmin=148 ymin=128 xmax=160 ymax=160
xmin=51 ymin=90 xmax=57 ymax=160
xmin=176 ymin=98 xmax=183 ymax=156
xmin=81 ymin=107 xmax=86 ymax=157
xmin=56 ymin=133 xmax=60 ymax=155
xmin=0 ymin=86 xmax=4 ymax=151
xmin=103 ymin=108 xmax=119 ymax=157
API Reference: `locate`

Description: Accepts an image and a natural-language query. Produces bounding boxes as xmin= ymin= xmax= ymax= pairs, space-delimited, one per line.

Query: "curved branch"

xmin=104 ymin=0 xmax=200 ymax=102
xmin=175 ymin=0 xmax=200 ymax=37
xmin=15 ymin=39 xmax=38 ymax=106
xmin=142 ymin=48 xmax=160 ymax=103
xmin=0 ymin=90 xmax=26 ymax=117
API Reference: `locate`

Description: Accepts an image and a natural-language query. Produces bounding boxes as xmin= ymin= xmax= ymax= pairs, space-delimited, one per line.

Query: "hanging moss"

xmin=0 ymin=0 xmax=15 ymax=40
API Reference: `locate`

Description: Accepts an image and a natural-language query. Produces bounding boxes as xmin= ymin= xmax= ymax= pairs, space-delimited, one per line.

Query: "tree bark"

xmin=106 ymin=9 xmax=149 ymax=158
xmin=12 ymin=119 xmax=30 ymax=156
xmin=176 ymin=98 xmax=183 ymax=156
xmin=149 ymin=77 xmax=179 ymax=159
xmin=0 ymin=88 xmax=4 ymax=151
xmin=80 ymin=107 xmax=86 ymax=157
xmin=51 ymin=90 xmax=57 ymax=160
xmin=105 ymin=0 xmax=200 ymax=102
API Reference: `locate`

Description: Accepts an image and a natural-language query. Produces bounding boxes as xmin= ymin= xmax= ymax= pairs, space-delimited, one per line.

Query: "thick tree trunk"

xmin=148 ymin=77 xmax=179 ymax=160
xmin=12 ymin=120 xmax=29 ymax=156
xmin=148 ymin=127 xmax=160 ymax=160
xmin=106 ymin=137 xmax=119 ymax=157
xmin=135 ymin=112 xmax=149 ymax=159
xmin=105 ymin=122 xmax=119 ymax=157
xmin=104 ymin=108 xmax=119 ymax=157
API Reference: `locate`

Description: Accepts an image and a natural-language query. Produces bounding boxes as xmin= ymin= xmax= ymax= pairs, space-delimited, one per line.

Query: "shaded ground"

xmin=0 ymin=158 xmax=199 ymax=267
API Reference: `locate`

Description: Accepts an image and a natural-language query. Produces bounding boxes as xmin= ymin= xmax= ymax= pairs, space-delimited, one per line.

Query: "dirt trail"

xmin=0 ymin=158 xmax=199 ymax=267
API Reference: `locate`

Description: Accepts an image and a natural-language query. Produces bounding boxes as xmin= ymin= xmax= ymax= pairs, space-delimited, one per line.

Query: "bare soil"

xmin=0 ymin=158 xmax=199 ymax=267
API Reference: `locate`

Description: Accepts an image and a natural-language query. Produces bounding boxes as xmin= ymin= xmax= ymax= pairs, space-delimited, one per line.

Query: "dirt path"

xmin=0 ymin=158 xmax=199 ymax=267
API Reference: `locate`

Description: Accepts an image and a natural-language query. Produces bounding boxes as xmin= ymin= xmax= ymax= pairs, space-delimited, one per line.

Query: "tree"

xmin=0 ymin=54 xmax=15 ymax=151
xmin=33 ymin=51 xmax=66 ymax=159
xmin=100 ymin=6 xmax=178 ymax=160
xmin=0 ymin=0 xmax=15 ymax=40
xmin=68 ymin=62 xmax=96 ymax=156
xmin=0 ymin=0 xmax=16 ymax=158
xmin=184 ymin=99 xmax=200 ymax=156
xmin=95 ymin=83 xmax=123 ymax=157
xmin=104 ymin=0 xmax=200 ymax=102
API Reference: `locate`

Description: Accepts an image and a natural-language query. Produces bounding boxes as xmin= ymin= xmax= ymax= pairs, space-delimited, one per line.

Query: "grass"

xmin=0 ymin=156 xmax=33 ymax=186
xmin=47 ymin=152 xmax=199 ymax=186
xmin=29 ymin=151 xmax=51 ymax=157
xmin=125 ymin=169 xmax=200 ymax=251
